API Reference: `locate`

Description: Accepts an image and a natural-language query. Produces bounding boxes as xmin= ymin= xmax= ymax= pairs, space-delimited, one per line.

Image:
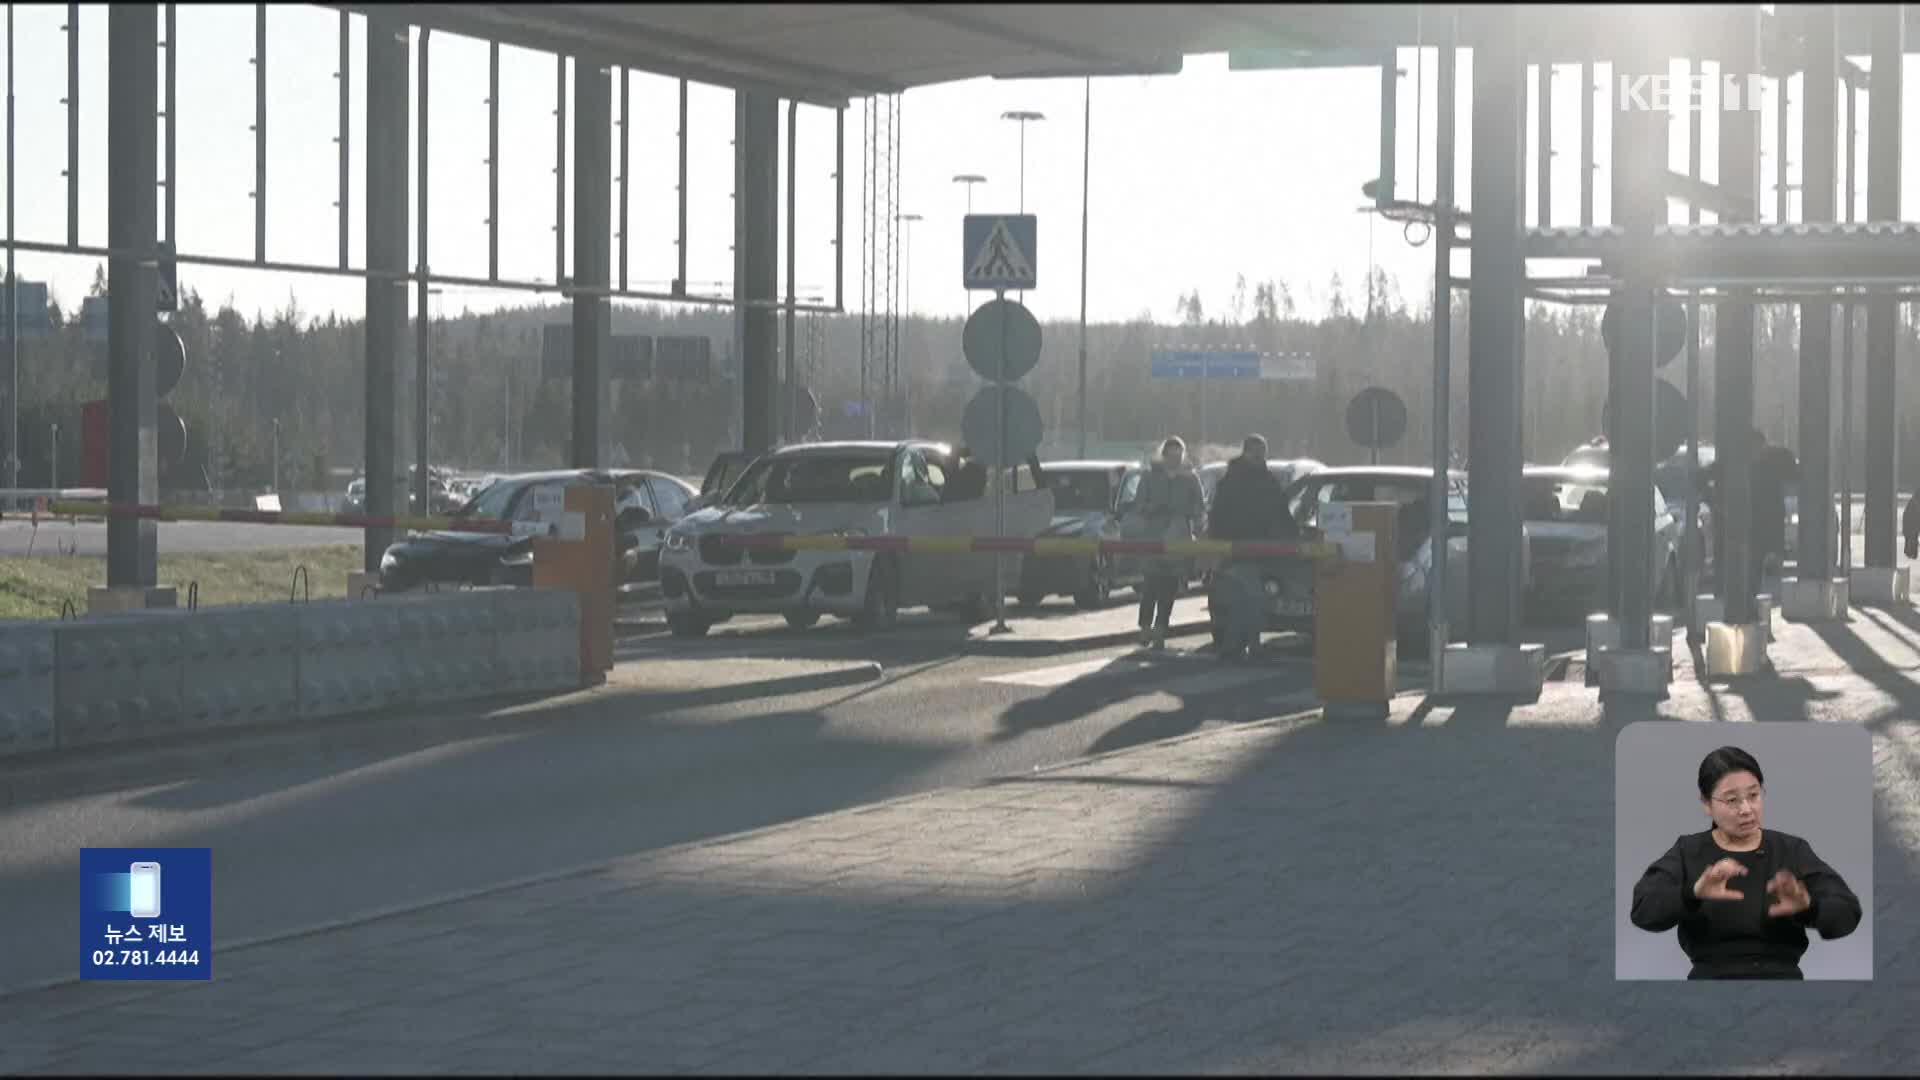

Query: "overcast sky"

xmin=3 ymin=6 xmax=1917 ymax=327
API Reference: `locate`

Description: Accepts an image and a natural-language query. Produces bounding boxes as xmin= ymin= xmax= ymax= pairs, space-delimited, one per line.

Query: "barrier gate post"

xmin=532 ymin=484 xmax=615 ymax=686
xmin=1314 ymin=501 xmax=1397 ymax=721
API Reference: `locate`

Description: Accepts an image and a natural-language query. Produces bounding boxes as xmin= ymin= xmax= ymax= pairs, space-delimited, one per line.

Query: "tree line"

xmin=5 ymin=266 xmax=1917 ymax=497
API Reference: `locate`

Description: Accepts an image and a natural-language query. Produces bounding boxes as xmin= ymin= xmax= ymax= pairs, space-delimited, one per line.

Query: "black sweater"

xmin=1629 ymin=828 xmax=1861 ymax=978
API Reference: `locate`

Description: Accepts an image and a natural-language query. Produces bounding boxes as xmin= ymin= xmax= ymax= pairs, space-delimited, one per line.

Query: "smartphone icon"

xmin=128 ymin=862 xmax=162 ymax=919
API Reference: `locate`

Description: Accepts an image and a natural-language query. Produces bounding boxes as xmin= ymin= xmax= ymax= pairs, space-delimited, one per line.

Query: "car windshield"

xmin=459 ymin=478 xmax=524 ymax=521
xmin=1290 ymin=475 xmax=1468 ymax=530
xmin=1523 ymin=475 xmax=1610 ymax=523
xmin=1047 ymin=470 xmax=1113 ymax=513
xmin=724 ymin=454 xmax=892 ymax=505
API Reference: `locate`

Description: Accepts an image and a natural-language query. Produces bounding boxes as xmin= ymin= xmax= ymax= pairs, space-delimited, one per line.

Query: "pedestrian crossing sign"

xmin=963 ymin=214 xmax=1037 ymax=292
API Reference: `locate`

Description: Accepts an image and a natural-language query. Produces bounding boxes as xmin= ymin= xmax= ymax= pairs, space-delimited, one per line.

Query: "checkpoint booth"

xmin=527 ymin=484 xmax=616 ymax=686
xmin=1312 ymin=502 xmax=1398 ymax=722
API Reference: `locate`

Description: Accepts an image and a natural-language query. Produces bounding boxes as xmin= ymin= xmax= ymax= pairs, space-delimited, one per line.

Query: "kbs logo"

xmin=1617 ymin=73 xmax=1766 ymax=113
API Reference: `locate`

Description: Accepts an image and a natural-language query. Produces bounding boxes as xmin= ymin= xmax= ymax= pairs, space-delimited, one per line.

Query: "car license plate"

xmin=1274 ymin=598 xmax=1313 ymax=617
xmin=715 ymin=570 xmax=775 ymax=587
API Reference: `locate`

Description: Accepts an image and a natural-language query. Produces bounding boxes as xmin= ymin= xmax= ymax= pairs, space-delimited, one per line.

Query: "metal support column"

xmin=106 ymin=2 xmax=160 ymax=587
xmin=337 ymin=11 xmax=347 ymax=269
xmin=735 ymin=91 xmax=780 ymax=456
xmin=1464 ymin=6 xmax=1526 ymax=644
xmin=1683 ymin=59 xmax=1702 ymax=635
xmin=1608 ymin=27 xmax=1662 ymax=649
xmin=1715 ymin=7 xmax=1763 ymax=623
xmin=1427 ymin=11 xmax=1459 ymax=676
xmin=4 ymin=3 xmax=15 ymax=488
xmin=784 ymin=98 xmax=798 ymax=443
xmin=414 ymin=28 xmax=431 ymax=512
xmin=675 ymin=80 xmax=688 ymax=296
xmin=253 ymin=3 xmax=266 ymax=264
xmin=1796 ymin=6 xmax=1838 ymax=580
xmin=1578 ymin=60 xmax=1593 ymax=227
xmin=554 ymin=55 xmax=566 ymax=288
xmin=1840 ymin=65 xmax=1856 ymax=576
xmin=833 ymin=106 xmax=844 ymax=311
xmin=362 ymin=13 xmax=408 ymax=571
xmin=1863 ymin=4 xmax=1905 ymax=569
xmin=486 ymin=41 xmax=498 ymax=281
xmin=1776 ymin=72 xmax=1790 ymax=223
xmin=1377 ymin=60 xmax=1396 ymax=202
xmin=164 ymin=2 xmax=176 ymax=263
xmin=65 ymin=2 xmax=78 ymax=248
xmin=1536 ymin=61 xmax=1551 ymax=226
xmin=618 ymin=68 xmax=629 ymax=295
xmin=570 ymin=60 xmax=610 ymax=468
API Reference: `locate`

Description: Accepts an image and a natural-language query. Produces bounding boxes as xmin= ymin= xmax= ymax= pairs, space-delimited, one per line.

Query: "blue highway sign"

xmin=1150 ymin=349 xmax=1263 ymax=380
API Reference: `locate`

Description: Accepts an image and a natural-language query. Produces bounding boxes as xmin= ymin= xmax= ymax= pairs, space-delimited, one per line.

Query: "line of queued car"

xmin=374 ymin=468 xmax=698 ymax=593
xmin=366 ymin=440 xmax=1720 ymax=652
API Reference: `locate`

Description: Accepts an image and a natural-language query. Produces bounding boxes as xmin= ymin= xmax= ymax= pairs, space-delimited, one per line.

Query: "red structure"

xmin=81 ymin=400 xmax=109 ymax=488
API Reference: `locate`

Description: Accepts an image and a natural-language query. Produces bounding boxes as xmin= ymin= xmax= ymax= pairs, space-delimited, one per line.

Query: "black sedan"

xmin=376 ymin=469 xmax=695 ymax=592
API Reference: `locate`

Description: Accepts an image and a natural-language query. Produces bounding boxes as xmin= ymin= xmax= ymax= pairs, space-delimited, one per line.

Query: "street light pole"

xmin=952 ymin=173 xmax=986 ymax=315
xmin=1001 ymin=111 xmax=1045 ymax=213
xmin=897 ymin=212 xmax=922 ymax=437
xmin=1000 ymin=111 xmax=1044 ymax=307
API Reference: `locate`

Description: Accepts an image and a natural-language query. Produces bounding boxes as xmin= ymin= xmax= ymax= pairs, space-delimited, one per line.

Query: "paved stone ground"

xmin=5 ymin=607 xmax=1918 ymax=1075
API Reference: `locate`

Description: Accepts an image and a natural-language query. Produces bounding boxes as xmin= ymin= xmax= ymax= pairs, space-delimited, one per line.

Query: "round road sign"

xmin=962 ymin=298 xmax=1042 ymax=383
xmin=1601 ymin=296 xmax=1689 ymax=368
xmin=1345 ymin=387 xmax=1409 ymax=450
xmin=961 ymin=384 xmax=1045 ymax=467
xmin=155 ymin=322 xmax=185 ymax=398
xmin=1601 ymin=377 xmax=1691 ymax=459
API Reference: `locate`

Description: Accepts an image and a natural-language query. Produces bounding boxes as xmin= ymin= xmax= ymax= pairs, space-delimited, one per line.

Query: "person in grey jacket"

xmin=1128 ymin=436 xmax=1206 ymax=649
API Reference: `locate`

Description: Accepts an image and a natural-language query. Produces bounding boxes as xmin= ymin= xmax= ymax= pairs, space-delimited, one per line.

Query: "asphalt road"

xmin=0 ymin=615 xmax=1358 ymax=993
xmin=0 ymin=592 xmax=1600 ymax=994
xmin=0 ymin=519 xmax=360 ymax=557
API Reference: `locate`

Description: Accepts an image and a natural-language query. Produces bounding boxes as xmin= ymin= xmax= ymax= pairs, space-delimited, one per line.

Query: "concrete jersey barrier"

xmin=0 ymin=588 xmax=581 ymax=760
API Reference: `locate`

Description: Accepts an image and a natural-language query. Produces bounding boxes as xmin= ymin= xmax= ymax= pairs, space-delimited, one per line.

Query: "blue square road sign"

xmin=962 ymin=215 xmax=1037 ymax=292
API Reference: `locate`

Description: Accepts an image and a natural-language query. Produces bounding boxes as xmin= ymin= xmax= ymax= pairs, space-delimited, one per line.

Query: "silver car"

xmin=1266 ymin=466 xmax=1470 ymax=656
xmin=1520 ymin=465 xmax=1682 ymax=616
xmin=1014 ymin=460 xmax=1148 ymax=609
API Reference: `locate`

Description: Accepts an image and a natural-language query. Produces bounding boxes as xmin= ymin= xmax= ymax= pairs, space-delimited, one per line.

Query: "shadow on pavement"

xmin=17 ymin=637 xmax=1920 ymax=1074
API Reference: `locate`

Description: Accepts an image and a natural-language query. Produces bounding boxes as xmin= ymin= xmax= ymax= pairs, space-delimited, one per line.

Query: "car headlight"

xmin=380 ymin=550 xmax=399 ymax=573
xmin=501 ymin=550 xmax=533 ymax=567
xmin=666 ymin=531 xmax=693 ymax=552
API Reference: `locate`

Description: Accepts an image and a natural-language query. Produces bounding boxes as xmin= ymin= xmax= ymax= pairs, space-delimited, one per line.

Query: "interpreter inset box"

xmin=1615 ymin=723 xmax=1871 ymax=981
xmin=79 ymin=847 xmax=213 ymax=981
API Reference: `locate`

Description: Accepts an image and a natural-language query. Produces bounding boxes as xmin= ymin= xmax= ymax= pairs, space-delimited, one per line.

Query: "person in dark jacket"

xmin=1206 ymin=436 xmax=1292 ymax=661
xmin=1902 ymin=489 xmax=1920 ymax=560
xmin=1629 ymin=746 xmax=1862 ymax=980
xmin=1207 ymin=435 xmax=1289 ymax=543
xmin=1704 ymin=430 xmax=1798 ymax=596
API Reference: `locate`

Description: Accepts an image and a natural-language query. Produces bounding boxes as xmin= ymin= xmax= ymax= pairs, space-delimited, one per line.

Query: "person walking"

xmin=1127 ymin=436 xmax=1205 ymax=650
xmin=1206 ymin=435 xmax=1292 ymax=661
xmin=1704 ymin=429 xmax=1797 ymax=597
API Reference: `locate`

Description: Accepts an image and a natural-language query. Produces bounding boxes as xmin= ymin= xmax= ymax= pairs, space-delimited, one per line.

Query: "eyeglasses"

xmin=1711 ymin=788 xmax=1764 ymax=811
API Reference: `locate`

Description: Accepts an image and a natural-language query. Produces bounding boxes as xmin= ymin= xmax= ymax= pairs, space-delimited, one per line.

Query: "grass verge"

xmin=0 ymin=547 xmax=364 ymax=619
